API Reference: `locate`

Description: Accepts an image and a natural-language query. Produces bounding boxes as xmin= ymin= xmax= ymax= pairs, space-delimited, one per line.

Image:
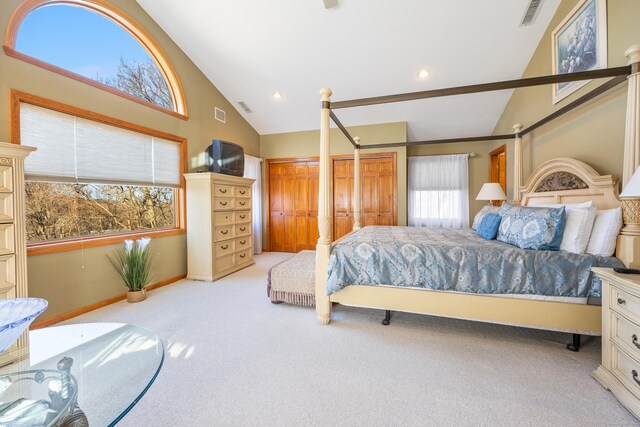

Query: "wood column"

xmin=618 ymin=44 xmax=640 ymax=267
xmin=352 ymin=137 xmax=362 ymax=231
xmin=512 ymin=123 xmax=523 ymax=204
xmin=623 ymin=44 xmax=640 ymax=186
xmin=316 ymin=88 xmax=332 ymax=324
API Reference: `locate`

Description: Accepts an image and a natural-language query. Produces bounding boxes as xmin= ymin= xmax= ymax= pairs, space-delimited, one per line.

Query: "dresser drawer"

xmin=0 ymin=193 xmax=14 ymax=223
xmin=235 ymin=236 xmax=251 ymax=251
xmin=234 ymin=211 xmax=250 ymax=224
xmin=611 ymin=286 xmax=640 ymax=324
xmin=214 ymin=211 xmax=234 ymax=226
xmin=0 ymin=224 xmax=15 ymax=255
xmin=213 ymin=184 xmax=233 ymax=197
xmin=214 ymin=240 xmax=234 ymax=257
xmin=213 ymin=225 xmax=233 ymax=242
xmin=0 ymin=165 xmax=12 ymax=193
xmin=612 ymin=311 xmax=640 ymax=361
xmin=235 ymin=224 xmax=250 ymax=237
xmin=236 ymin=249 xmax=252 ymax=264
xmin=214 ymin=254 xmax=235 ymax=272
xmin=213 ymin=197 xmax=234 ymax=211
xmin=612 ymin=345 xmax=640 ymax=399
xmin=235 ymin=198 xmax=251 ymax=210
xmin=235 ymin=186 xmax=251 ymax=198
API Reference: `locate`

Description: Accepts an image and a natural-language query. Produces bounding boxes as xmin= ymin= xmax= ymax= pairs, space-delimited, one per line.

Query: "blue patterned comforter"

xmin=327 ymin=226 xmax=623 ymax=298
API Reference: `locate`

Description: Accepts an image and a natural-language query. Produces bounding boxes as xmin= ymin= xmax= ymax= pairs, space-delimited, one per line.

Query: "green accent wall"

xmin=492 ymin=0 xmax=640 ymax=200
xmin=0 ymin=0 xmax=259 ymax=321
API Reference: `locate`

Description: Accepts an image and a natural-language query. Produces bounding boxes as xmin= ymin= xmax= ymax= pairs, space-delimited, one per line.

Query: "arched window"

xmin=4 ymin=0 xmax=188 ymax=119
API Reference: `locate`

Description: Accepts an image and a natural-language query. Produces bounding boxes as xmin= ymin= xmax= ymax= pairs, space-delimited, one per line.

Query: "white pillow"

xmin=534 ymin=201 xmax=596 ymax=254
xmin=586 ymin=208 xmax=623 ymax=257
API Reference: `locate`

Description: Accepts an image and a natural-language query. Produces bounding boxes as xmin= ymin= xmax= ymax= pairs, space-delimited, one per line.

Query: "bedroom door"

xmin=332 ymin=153 xmax=397 ymax=240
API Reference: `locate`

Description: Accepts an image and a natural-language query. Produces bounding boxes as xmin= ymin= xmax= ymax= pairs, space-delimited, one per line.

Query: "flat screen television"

xmin=205 ymin=140 xmax=244 ymax=177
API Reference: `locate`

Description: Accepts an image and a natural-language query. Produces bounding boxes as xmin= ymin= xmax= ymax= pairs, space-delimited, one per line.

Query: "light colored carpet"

xmin=63 ymin=252 xmax=638 ymax=426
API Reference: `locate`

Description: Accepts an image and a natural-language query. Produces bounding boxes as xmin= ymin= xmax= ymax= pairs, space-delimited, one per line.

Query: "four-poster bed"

xmin=314 ymin=44 xmax=640 ymax=344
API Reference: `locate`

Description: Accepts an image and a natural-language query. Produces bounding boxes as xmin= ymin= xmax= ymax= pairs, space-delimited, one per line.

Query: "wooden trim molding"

xmin=4 ymin=0 xmax=188 ymax=120
xmin=29 ymin=274 xmax=187 ymax=329
xmin=11 ymin=90 xmax=188 ymax=255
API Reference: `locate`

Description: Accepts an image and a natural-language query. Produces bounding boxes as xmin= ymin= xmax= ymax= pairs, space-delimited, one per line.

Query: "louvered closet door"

xmin=333 ymin=159 xmax=354 ymax=240
xmin=306 ymin=162 xmax=320 ymax=249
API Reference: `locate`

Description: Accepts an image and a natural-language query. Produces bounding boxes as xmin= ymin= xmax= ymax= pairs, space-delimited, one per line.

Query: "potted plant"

xmin=108 ymin=237 xmax=152 ymax=303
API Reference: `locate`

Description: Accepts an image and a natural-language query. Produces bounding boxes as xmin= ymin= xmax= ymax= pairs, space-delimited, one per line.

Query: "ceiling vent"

xmin=214 ymin=107 xmax=226 ymax=123
xmin=520 ymin=0 xmax=544 ymax=27
xmin=238 ymin=101 xmax=252 ymax=114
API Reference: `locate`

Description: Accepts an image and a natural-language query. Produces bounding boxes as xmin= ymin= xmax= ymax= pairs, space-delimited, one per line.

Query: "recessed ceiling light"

xmin=418 ymin=69 xmax=431 ymax=79
xmin=272 ymin=92 xmax=283 ymax=100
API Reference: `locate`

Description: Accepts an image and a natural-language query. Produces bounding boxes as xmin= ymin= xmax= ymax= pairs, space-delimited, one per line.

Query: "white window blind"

xmin=20 ymin=103 xmax=181 ymax=187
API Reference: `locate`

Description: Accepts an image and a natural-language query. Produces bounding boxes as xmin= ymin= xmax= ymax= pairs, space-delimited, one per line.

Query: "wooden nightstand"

xmin=592 ymin=268 xmax=640 ymax=419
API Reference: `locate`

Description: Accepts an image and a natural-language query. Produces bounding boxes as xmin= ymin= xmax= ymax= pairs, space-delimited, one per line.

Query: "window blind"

xmin=20 ymin=103 xmax=181 ymax=187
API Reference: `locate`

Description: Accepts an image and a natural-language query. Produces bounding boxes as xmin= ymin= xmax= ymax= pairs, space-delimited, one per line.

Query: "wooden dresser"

xmin=593 ymin=268 xmax=640 ymax=419
xmin=185 ymin=172 xmax=255 ymax=281
xmin=0 ymin=142 xmax=36 ymax=367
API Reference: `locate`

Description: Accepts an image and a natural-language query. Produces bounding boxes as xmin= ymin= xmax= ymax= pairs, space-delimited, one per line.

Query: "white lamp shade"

xmin=621 ymin=167 xmax=640 ymax=197
xmin=476 ymin=183 xmax=507 ymax=201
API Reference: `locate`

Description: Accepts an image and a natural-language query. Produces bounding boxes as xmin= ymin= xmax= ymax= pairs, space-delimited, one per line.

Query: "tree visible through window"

xmin=25 ymin=182 xmax=175 ymax=242
xmin=16 ymin=4 xmax=173 ymax=110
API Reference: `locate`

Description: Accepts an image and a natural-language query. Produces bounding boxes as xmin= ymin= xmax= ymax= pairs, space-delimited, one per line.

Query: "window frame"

xmin=11 ymin=90 xmax=187 ymax=256
xmin=4 ymin=0 xmax=188 ymax=120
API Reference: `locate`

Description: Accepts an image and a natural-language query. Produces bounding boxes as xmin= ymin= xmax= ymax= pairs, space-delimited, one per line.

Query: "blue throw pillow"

xmin=477 ymin=213 xmax=501 ymax=240
xmin=497 ymin=203 xmax=566 ymax=250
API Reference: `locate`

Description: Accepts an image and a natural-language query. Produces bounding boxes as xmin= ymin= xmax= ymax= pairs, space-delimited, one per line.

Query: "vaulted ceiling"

xmin=136 ymin=0 xmax=561 ymax=141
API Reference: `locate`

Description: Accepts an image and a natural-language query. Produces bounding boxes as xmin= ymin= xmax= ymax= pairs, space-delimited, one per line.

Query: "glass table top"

xmin=0 ymin=323 xmax=164 ymax=426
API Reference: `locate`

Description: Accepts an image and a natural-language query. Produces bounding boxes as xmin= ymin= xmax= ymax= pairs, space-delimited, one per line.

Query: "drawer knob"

xmin=221 ymin=230 xmax=228 ymax=235
xmin=240 ymin=227 xmax=246 ymax=232
xmin=219 ymin=188 xmax=227 ymax=193
xmin=239 ymin=201 xmax=246 ymax=206
xmin=618 ymin=297 xmax=627 ymax=305
xmin=240 ymin=240 xmax=246 ymax=245
xmin=240 ymin=254 xmax=246 ymax=259
xmin=220 ymin=201 xmax=228 ymax=206
xmin=240 ymin=215 xmax=246 ymax=219
xmin=221 ymin=245 xmax=228 ymax=250
xmin=239 ymin=190 xmax=246 ymax=195
xmin=633 ymin=370 xmax=640 ymax=386
xmin=633 ymin=334 xmax=640 ymax=350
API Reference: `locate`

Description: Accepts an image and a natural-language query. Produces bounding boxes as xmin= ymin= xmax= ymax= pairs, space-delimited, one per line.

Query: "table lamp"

xmin=620 ymin=167 xmax=640 ymax=235
xmin=476 ymin=183 xmax=507 ymax=206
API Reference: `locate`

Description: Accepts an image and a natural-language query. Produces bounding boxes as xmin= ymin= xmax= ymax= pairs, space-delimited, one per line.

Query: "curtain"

xmin=408 ymin=154 xmax=469 ymax=228
xmin=243 ymin=155 xmax=263 ymax=254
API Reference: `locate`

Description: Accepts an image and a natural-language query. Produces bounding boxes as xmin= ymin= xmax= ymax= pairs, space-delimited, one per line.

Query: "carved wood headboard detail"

xmin=520 ymin=158 xmax=620 ymax=209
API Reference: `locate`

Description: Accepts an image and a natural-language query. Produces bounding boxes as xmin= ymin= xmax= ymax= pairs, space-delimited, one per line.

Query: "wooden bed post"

xmin=617 ymin=44 xmax=640 ymax=267
xmin=353 ymin=136 xmax=362 ymax=231
xmin=623 ymin=44 xmax=640 ymax=186
xmin=316 ymin=88 xmax=333 ymax=324
xmin=513 ymin=123 xmax=524 ymax=204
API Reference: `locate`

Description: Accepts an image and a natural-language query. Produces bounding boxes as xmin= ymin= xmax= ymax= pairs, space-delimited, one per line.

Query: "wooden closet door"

xmin=377 ymin=158 xmax=395 ymax=226
xmin=295 ymin=163 xmax=310 ymax=252
xmin=307 ymin=162 xmax=320 ymax=249
xmin=361 ymin=159 xmax=380 ymax=227
xmin=269 ymin=163 xmax=296 ymax=252
xmin=333 ymin=159 xmax=354 ymax=240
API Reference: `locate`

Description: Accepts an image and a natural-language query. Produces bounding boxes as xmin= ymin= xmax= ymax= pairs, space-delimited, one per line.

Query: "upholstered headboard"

xmin=520 ymin=158 xmax=621 ymax=210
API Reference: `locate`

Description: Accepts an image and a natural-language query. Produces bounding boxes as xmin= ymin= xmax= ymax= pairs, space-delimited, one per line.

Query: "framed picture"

xmin=551 ymin=0 xmax=607 ymax=104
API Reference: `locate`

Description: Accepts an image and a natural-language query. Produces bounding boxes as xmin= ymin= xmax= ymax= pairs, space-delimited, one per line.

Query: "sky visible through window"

xmin=17 ymin=5 xmax=149 ymax=81
xmin=16 ymin=4 xmax=173 ymax=109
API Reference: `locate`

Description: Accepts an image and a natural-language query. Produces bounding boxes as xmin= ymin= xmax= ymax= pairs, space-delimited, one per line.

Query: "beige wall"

xmin=260 ymin=122 xmax=407 ymax=248
xmin=407 ymin=141 xmax=501 ymax=224
xmin=493 ymin=0 xmax=640 ymax=199
xmin=0 ymin=0 xmax=259 ymax=321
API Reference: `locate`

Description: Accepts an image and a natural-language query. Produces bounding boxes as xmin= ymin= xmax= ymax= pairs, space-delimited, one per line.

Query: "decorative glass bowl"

xmin=0 ymin=298 xmax=48 ymax=354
